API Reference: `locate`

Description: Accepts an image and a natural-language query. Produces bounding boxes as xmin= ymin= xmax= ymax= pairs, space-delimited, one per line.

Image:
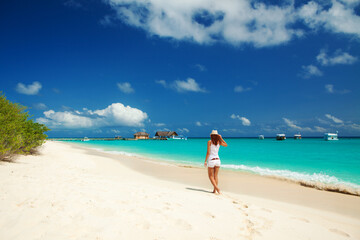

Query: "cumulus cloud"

xmin=325 ymin=114 xmax=344 ymax=124
xmin=298 ymin=1 xmax=360 ymax=38
xmin=325 ymin=84 xmax=350 ymax=94
xmin=36 ymin=103 xmax=148 ymax=129
xmin=117 ymin=82 xmax=135 ymax=93
xmin=234 ymin=85 xmax=252 ymax=93
xmin=103 ymin=0 xmax=360 ymax=47
xmin=317 ymin=49 xmax=358 ymax=66
xmin=196 ymin=121 xmax=202 ymax=127
xmin=16 ymin=81 xmax=42 ymax=95
xmin=231 ymin=114 xmax=251 ymax=126
xmin=300 ymin=65 xmax=323 ymax=78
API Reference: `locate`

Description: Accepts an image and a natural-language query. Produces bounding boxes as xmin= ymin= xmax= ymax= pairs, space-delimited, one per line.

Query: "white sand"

xmin=0 ymin=141 xmax=359 ymax=240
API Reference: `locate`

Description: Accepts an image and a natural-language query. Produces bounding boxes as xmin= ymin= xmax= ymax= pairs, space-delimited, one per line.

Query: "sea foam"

xmin=222 ymin=164 xmax=360 ymax=196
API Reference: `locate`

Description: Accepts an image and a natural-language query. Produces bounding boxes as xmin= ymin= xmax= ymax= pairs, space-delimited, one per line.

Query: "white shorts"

xmin=208 ymin=159 xmax=221 ymax=168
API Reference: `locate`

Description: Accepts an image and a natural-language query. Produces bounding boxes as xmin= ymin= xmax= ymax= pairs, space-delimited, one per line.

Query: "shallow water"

xmin=63 ymin=138 xmax=360 ymax=194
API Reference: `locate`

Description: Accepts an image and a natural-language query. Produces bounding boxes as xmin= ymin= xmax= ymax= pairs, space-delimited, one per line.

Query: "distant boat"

xmin=294 ymin=133 xmax=302 ymax=139
xmin=324 ymin=132 xmax=338 ymax=141
xmin=276 ymin=134 xmax=286 ymax=140
xmin=168 ymin=135 xmax=187 ymax=140
xmin=81 ymin=137 xmax=90 ymax=142
xmin=258 ymin=135 xmax=264 ymax=140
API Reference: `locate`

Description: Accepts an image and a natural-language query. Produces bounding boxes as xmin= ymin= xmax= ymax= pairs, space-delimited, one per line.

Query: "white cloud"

xmin=231 ymin=114 xmax=251 ymax=126
xmin=104 ymin=0 xmax=300 ymax=47
xmin=298 ymin=1 xmax=360 ymax=38
xmin=104 ymin=0 xmax=360 ymax=47
xmin=173 ymin=78 xmax=207 ymax=93
xmin=111 ymin=129 xmax=121 ymax=134
xmin=325 ymin=114 xmax=344 ymax=124
xmin=154 ymin=123 xmax=166 ymax=127
xmin=300 ymin=65 xmax=323 ymax=78
xmin=314 ymin=126 xmax=327 ymax=132
xmin=156 ymin=78 xmax=206 ymax=93
xmin=325 ymin=84 xmax=334 ymax=93
xmin=16 ymin=81 xmax=42 ymax=95
xmin=33 ymin=103 xmax=47 ymax=110
xmin=117 ymin=82 xmax=134 ymax=93
xmin=317 ymin=49 xmax=358 ymax=66
xmin=283 ymin=118 xmax=302 ymax=130
xmin=234 ymin=85 xmax=252 ymax=92
xmin=64 ymin=0 xmax=83 ymax=9
xmin=37 ymin=110 xmax=94 ymax=128
xmin=283 ymin=118 xmax=325 ymax=132
xmin=177 ymin=128 xmax=190 ymax=134
xmin=36 ymin=103 xmax=148 ymax=129
xmin=195 ymin=64 xmax=207 ymax=72
xmin=195 ymin=121 xmax=202 ymax=126
xmin=155 ymin=80 xmax=167 ymax=87
xmin=325 ymin=84 xmax=350 ymax=94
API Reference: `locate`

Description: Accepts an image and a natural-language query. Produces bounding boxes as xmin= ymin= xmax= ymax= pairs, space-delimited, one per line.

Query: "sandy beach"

xmin=1 ymin=141 xmax=359 ymax=240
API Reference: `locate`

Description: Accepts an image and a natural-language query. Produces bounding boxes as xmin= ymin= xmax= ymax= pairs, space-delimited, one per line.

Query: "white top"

xmin=208 ymin=143 xmax=220 ymax=160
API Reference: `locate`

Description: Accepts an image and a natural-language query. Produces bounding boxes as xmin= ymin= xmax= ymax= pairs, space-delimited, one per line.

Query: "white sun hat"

xmin=210 ymin=130 xmax=219 ymax=136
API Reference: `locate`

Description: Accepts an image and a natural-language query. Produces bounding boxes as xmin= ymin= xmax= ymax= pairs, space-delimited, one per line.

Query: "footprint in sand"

xmin=329 ymin=228 xmax=350 ymax=238
xmin=174 ymin=219 xmax=192 ymax=230
xmin=203 ymin=212 xmax=216 ymax=219
xmin=136 ymin=220 xmax=151 ymax=230
xmin=261 ymin=208 xmax=272 ymax=213
xmin=291 ymin=217 xmax=310 ymax=223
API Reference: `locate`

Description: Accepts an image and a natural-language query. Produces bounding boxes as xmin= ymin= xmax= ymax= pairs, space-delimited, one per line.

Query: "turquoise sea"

xmin=64 ymin=138 xmax=360 ymax=194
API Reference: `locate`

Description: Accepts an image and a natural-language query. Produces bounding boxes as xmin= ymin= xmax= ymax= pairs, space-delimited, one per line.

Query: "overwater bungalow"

xmin=134 ymin=132 xmax=150 ymax=140
xmin=155 ymin=131 xmax=178 ymax=139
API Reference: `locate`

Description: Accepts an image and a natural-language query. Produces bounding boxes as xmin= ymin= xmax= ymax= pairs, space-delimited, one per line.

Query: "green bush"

xmin=0 ymin=92 xmax=49 ymax=161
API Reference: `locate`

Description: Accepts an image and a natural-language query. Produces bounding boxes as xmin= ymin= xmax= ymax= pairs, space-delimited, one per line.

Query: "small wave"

xmin=92 ymin=148 xmax=138 ymax=157
xmin=222 ymin=164 xmax=360 ymax=196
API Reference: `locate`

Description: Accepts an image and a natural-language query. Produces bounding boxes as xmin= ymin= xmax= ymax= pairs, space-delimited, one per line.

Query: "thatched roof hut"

xmin=155 ymin=131 xmax=178 ymax=138
xmin=134 ymin=132 xmax=150 ymax=139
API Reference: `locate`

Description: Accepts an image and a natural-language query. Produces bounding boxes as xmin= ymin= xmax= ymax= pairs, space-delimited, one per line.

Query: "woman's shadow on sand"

xmin=186 ymin=187 xmax=213 ymax=194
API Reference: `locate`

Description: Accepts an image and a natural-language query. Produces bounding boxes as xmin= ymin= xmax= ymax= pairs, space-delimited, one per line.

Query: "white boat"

xmin=258 ymin=135 xmax=264 ymax=140
xmin=324 ymin=132 xmax=338 ymax=141
xmin=276 ymin=134 xmax=286 ymax=140
xmin=81 ymin=137 xmax=90 ymax=142
xmin=168 ymin=135 xmax=187 ymax=140
xmin=294 ymin=133 xmax=302 ymax=139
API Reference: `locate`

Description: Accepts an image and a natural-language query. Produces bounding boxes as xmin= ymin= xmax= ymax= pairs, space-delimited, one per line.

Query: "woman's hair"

xmin=211 ymin=134 xmax=221 ymax=145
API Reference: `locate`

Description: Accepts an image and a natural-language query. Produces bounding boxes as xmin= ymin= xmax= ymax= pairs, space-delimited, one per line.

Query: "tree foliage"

xmin=0 ymin=92 xmax=49 ymax=161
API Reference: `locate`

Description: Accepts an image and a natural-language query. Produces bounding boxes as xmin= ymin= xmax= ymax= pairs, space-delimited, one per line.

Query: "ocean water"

xmin=65 ymin=138 xmax=360 ymax=194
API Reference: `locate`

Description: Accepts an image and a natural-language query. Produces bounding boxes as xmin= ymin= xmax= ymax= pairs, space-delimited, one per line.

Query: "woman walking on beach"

xmin=204 ymin=130 xmax=227 ymax=194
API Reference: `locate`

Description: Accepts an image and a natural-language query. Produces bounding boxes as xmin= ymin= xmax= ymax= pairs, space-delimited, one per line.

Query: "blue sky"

xmin=1 ymin=0 xmax=360 ymax=137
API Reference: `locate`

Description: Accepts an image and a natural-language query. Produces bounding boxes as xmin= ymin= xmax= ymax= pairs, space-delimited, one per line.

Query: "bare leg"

xmin=207 ymin=167 xmax=220 ymax=194
xmin=214 ymin=166 xmax=220 ymax=191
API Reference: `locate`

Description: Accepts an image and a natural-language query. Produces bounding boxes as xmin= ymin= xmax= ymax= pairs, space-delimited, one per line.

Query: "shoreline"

xmin=64 ymin=141 xmax=360 ymax=219
xmin=67 ymin=141 xmax=360 ymax=197
xmin=1 ymin=141 xmax=360 ymax=239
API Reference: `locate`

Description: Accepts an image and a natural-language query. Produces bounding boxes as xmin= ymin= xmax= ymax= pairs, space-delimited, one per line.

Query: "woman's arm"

xmin=204 ymin=140 xmax=211 ymax=166
xmin=219 ymin=135 xmax=228 ymax=147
